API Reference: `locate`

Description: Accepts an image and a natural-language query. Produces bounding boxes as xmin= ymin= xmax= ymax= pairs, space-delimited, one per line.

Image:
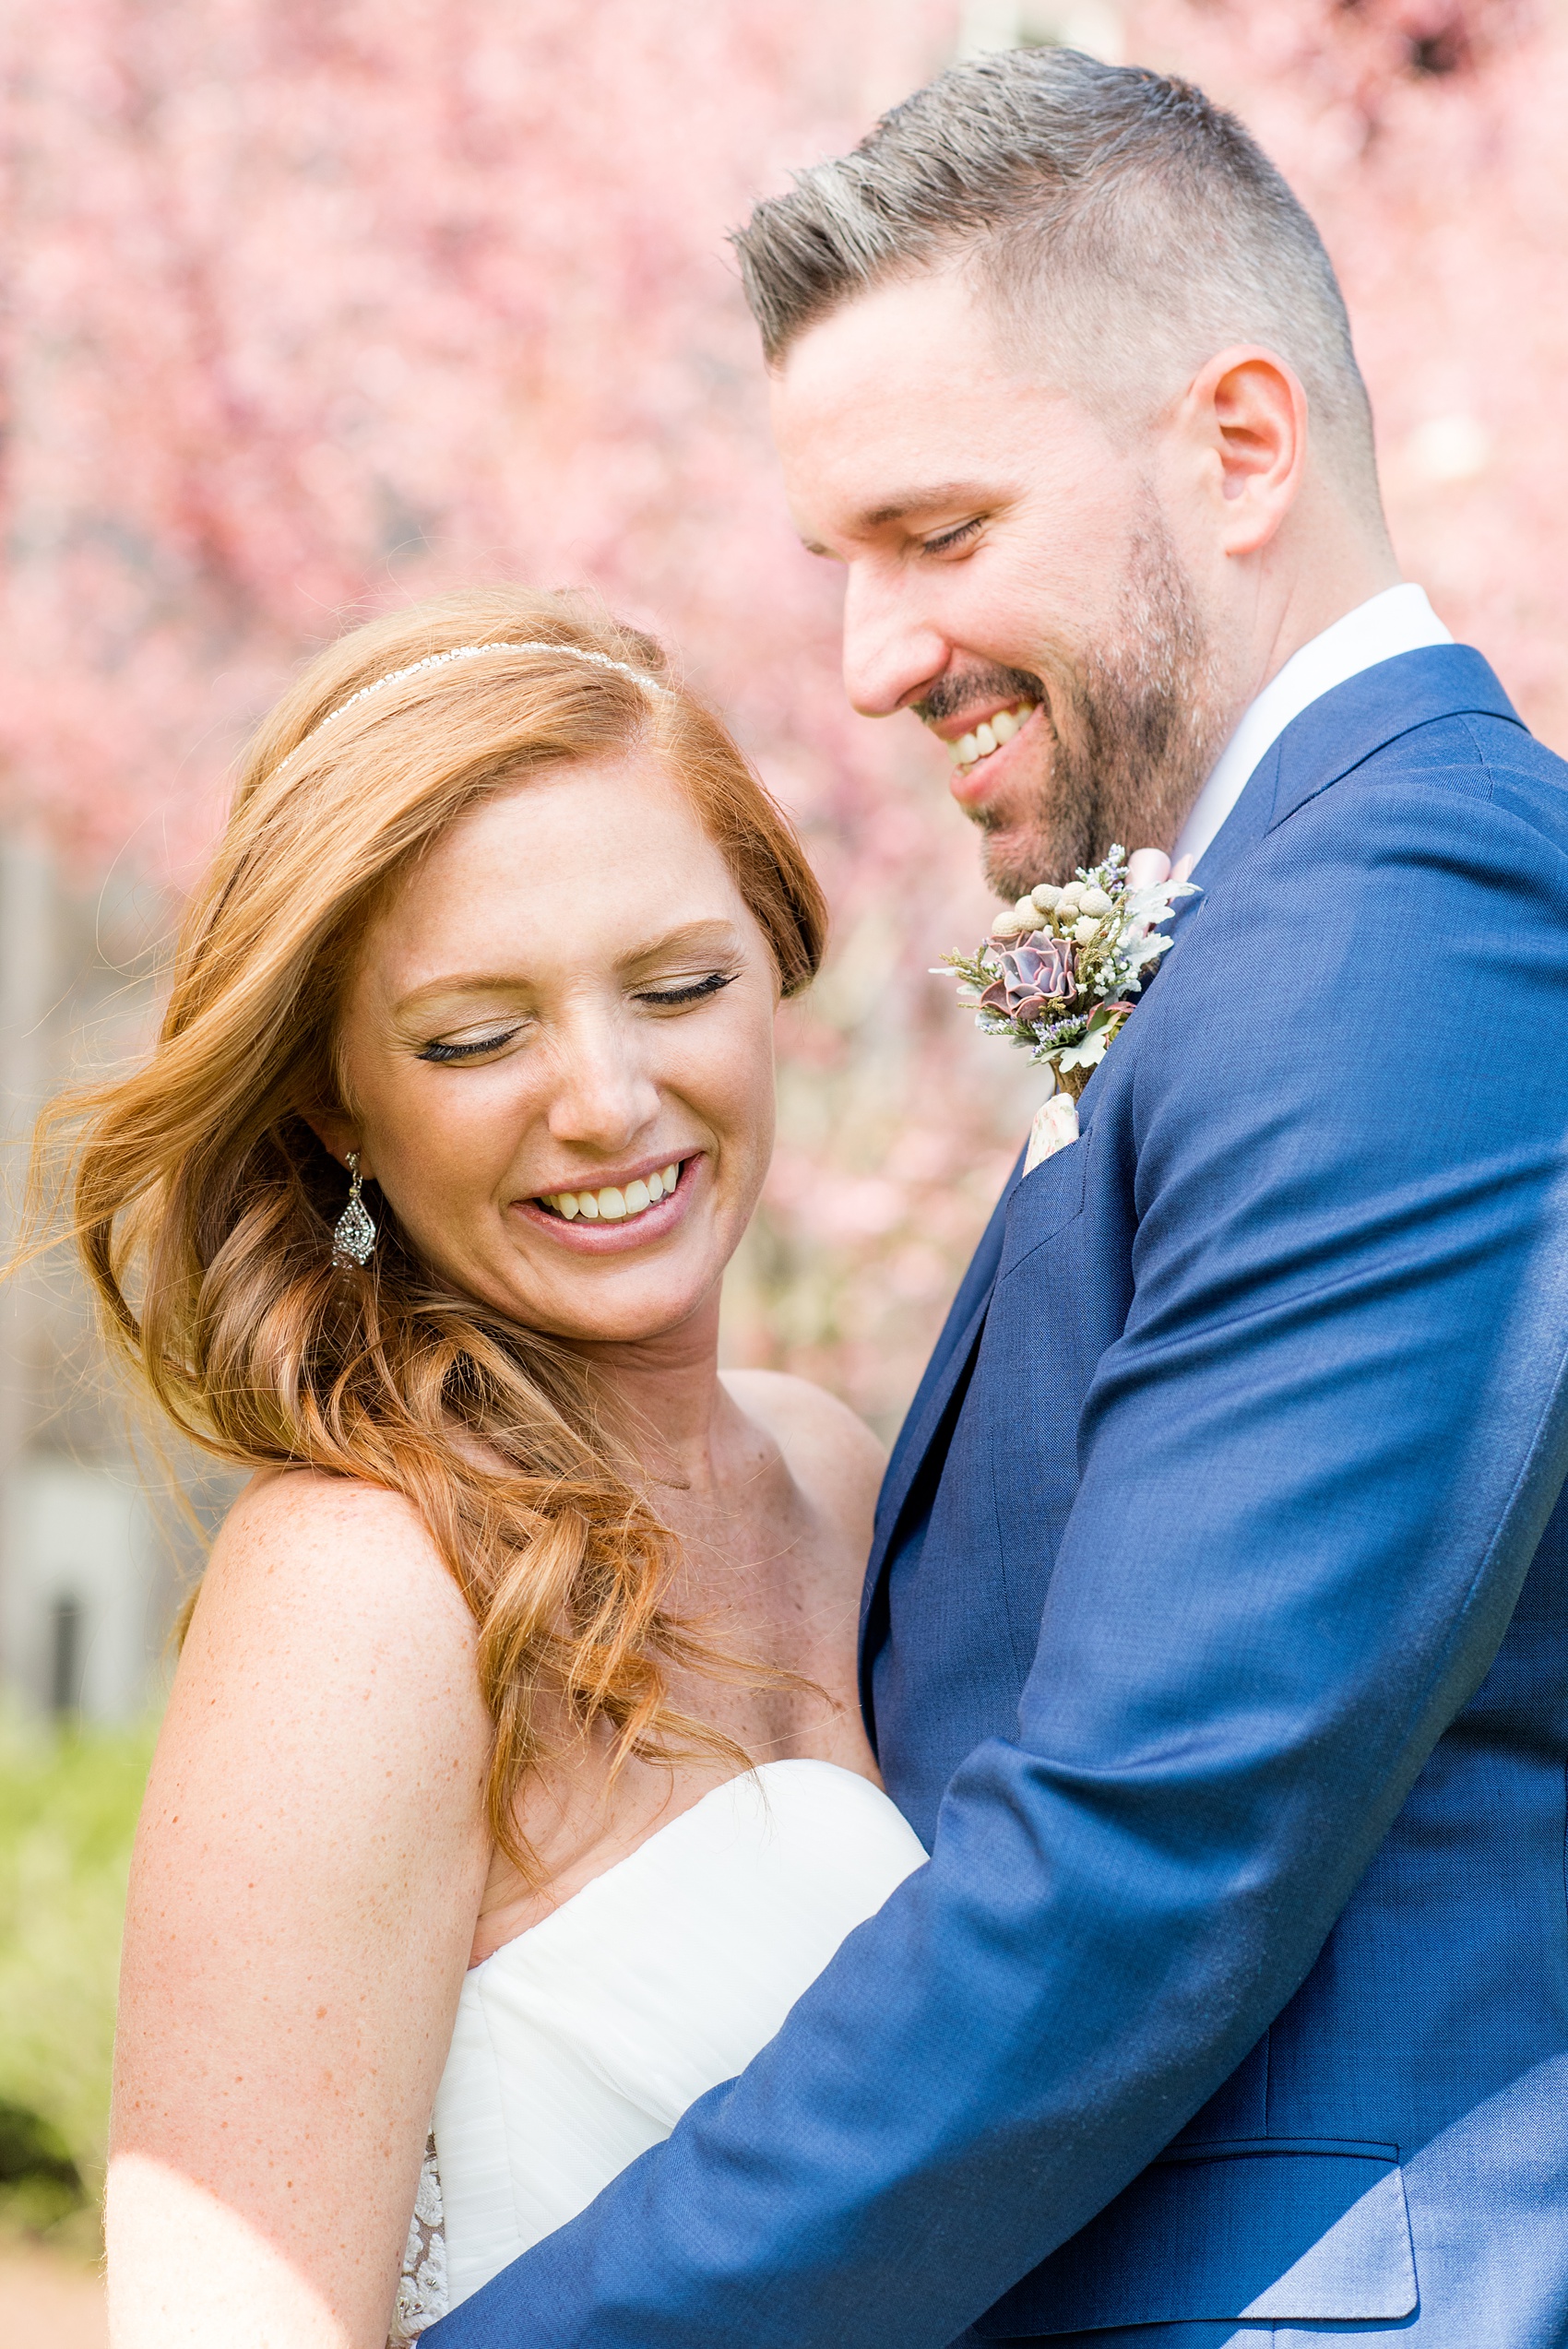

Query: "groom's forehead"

xmin=769 ymin=299 xmax=1087 ymax=546
xmin=771 ymin=270 xmax=1003 ymax=418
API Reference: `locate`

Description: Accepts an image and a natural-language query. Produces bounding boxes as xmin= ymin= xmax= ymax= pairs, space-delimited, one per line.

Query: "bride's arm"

xmin=106 ymin=1472 xmax=493 ymax=2349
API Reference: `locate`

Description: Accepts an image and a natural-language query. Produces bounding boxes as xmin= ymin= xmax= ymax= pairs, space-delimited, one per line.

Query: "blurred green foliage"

xmin=0 ymin=1713 xmax=153 ymax=2245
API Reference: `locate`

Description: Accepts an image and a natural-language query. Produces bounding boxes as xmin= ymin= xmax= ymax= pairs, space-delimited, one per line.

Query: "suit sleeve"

xmin=427 ymin=741 xmax=1568 ymax=2349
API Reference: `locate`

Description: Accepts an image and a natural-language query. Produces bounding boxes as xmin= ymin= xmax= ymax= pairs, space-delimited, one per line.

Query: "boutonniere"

xmin=935 ymin=846 xmax=1197 ymax=1172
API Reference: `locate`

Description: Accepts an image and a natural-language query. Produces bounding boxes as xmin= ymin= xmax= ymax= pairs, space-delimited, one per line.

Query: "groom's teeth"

xmin=543 ymin=1160 xmax=684 ymax=1224
xmin=951 ymin=702 xmax=1037 ymax=771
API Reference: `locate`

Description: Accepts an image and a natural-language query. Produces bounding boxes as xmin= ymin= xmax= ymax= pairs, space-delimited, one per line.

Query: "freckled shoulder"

xmin=192 ymin=1466 xmax=481 ymax=1696
xmin=721 ymin=1369 xmax=887 ymax=1557
xmin=166 ymin=1467 xmax=493 ymax=1928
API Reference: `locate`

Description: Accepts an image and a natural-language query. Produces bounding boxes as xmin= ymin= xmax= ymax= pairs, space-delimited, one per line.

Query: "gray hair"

xmin=734 ymin=48 xmax=1379 ymax=504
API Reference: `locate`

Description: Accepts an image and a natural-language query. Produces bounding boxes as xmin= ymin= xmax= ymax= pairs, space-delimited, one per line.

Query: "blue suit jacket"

xmin=430 ymin=646 xmax=1568 ymax=2347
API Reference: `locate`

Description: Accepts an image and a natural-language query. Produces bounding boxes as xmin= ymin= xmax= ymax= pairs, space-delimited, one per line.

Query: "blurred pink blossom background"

xmin=2 ymin=0 xmax=1562 ymax=1431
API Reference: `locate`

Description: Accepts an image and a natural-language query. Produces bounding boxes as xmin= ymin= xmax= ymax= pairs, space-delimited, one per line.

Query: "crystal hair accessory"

xmin=277 ymin=640 xmax=671 ymax=773
xmin=331 ymin=1151 xmax=377 ymax=1268
xmin=935 ymin=846 xmax=1197 ymax=1174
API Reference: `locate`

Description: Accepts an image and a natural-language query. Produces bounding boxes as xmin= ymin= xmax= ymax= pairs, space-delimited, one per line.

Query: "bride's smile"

xmin=317 ymin=749 xmax=779 ymax=1347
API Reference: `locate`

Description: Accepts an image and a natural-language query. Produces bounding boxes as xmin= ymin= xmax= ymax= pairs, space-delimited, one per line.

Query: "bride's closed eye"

xmin=634 ymin=970 xmax=737 ymax=1009
xmin=416 ymin=972 xmax=737 ymax=1062
xmin=417 ymin=1026 xmax=527 ymax=1064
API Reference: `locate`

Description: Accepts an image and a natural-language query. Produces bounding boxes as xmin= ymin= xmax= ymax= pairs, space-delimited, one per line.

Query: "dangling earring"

xmin=332 ymin=1150 xmax=377 ymax=1267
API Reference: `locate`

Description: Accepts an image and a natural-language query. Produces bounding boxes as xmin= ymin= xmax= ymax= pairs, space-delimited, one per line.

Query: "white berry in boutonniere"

xmin=936 ymin=846 xmax=1196 ymax=1171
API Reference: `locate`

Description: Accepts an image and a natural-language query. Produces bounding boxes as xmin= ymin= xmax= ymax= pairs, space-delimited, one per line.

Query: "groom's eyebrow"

xmin=862 ymin=481 xmax=988 ymax=525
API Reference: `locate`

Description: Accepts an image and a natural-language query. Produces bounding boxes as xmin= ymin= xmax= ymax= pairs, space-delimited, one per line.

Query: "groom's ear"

xmin=1182 ymin=344 xmax=1308 ymax=559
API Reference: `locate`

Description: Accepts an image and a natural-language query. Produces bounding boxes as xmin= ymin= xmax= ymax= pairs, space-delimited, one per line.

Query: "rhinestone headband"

xmin=276 ymin=639 xmax=671 ymax=773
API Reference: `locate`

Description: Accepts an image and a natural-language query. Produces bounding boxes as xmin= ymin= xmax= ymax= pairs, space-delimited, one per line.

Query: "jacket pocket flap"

xmin=975 ymin=2140 xmax=1417 ymax=2336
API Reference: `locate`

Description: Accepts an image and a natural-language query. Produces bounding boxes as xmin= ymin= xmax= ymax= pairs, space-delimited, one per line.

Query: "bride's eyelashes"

xmin=417 ymin=1026 xmax=527 ymax=1064
xmin=633 ymin=970 xmax=738 ymax=1009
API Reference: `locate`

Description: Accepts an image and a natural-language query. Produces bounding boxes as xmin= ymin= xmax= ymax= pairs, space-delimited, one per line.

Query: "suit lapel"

xmin=862 ymin=1292 xmax=991 ymax=1606
xmin=858 ymin=1157 xmax=1019 ymax=1674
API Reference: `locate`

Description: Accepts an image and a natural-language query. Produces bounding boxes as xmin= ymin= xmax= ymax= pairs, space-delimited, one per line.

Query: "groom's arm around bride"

xmin=432 ymin=47 xmax=1568 ymax=2349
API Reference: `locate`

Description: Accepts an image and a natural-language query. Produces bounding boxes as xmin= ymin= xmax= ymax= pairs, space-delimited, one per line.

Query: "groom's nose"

xmin=840 ymin=566 xmax=951 ymax=718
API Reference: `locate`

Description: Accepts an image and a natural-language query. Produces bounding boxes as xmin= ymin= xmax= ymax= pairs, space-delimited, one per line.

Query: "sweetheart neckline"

xmin=469 ymin=1757 xmax=896 ymax=1973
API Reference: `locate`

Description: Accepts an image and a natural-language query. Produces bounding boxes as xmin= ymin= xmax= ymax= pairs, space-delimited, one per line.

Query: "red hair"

xmin=44 ymin=586 xmax=826 ymax=1870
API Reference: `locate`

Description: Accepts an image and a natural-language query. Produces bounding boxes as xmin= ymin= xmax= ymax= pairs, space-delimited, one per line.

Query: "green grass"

xmin=0 ymin=1713 xmax=154 ymax=2248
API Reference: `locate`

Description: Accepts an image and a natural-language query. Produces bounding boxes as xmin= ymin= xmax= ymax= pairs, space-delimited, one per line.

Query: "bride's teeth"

xmin=546 ymin=1162 xmax=683 ymax=1225
xmin=991 ymin=708 xmax=1019 ymax=744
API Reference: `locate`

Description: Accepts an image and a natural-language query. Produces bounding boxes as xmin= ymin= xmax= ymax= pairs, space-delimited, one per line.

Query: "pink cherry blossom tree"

xmin=0 ymin=0 xmax=945 ymax=867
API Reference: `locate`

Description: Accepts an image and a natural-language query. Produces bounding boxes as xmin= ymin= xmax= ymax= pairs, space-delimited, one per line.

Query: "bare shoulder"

xmin=184 ymin=1467 xmax=485 ymax=1769
xmin=722 ymin=1369 xmax=886 ymax=1548
xmin=722 ymin=1368 xmax=887 ymax=1486
xmin=205 ymin=1466 xmax=474 ymax=1636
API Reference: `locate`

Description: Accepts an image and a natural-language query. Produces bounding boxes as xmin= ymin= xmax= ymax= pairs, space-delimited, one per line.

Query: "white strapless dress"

xmin=391 ymin=1760 xmax=925 ymax=2337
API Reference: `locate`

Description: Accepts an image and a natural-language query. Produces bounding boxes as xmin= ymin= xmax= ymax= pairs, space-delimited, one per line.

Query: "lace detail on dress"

xmin=388 ymin=2132 xmax=448 ymax=2344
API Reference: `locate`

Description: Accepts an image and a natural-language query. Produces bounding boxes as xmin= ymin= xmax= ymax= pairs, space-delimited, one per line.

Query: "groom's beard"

xmin=926 ymin=516 xmax=1228 ymax=901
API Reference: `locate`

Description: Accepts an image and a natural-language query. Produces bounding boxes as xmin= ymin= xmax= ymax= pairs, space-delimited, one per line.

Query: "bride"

xmin=73 ymin=588 xmax=926 ymax=2345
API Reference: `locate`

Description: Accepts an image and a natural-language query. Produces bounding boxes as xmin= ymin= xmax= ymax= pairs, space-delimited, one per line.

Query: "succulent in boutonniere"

xmin=935 ymin=845 xmax=1197 ymax=1169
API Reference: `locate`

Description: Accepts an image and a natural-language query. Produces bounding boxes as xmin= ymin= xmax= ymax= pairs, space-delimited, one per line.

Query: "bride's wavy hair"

xmin=38 ymin=586 xmax=827 ymax=1871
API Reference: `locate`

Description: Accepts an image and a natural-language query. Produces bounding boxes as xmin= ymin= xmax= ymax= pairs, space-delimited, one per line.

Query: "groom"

xmin=435 ymin=48 xmax=1568 ymax=2349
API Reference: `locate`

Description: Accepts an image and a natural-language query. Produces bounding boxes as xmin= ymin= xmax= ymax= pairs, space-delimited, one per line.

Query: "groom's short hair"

xmin=734 ymin=47 xmax=1379 ymax=506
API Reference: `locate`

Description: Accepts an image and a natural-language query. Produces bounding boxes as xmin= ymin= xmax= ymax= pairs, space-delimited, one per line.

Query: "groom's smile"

xmin=908 ymin=669 xmax=1044 ymax=805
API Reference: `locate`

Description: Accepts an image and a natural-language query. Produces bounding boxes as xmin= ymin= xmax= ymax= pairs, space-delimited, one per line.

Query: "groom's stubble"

xmin=920 ymin=500 xmax=1229 ymax=901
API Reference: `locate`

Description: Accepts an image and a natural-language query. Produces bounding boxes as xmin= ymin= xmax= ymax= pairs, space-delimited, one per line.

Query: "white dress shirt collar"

xmin=1172 ymin=583 xmax=1453 ymax=872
